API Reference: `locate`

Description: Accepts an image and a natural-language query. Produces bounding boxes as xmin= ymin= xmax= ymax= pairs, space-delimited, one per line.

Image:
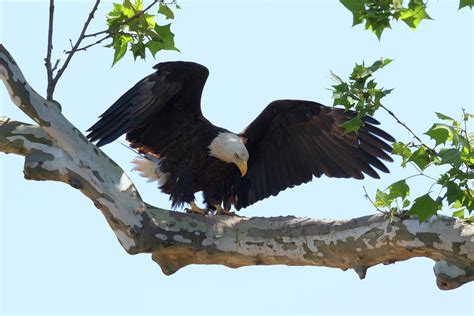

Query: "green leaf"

xmin=120 ymin=2 xmax=135 ymax=18
xmin=351 ymin=63 xmax=372 ymax=81
xmin=158 ymin=3 xmax=175 ymax=19
xmin=439 ymin=148 xmax=462 ymax=167
xmin=134 ymin=0 xmax=143 ymax=10
xmin=375 ymin=189 xmax=392 ymax=208
xmin=393 ymin=0 xmax=403 ymax=9
xmin=112 ymin=37 xmax=130 ymax=66
xmin=402 ymin=199 xmax=411 ymax=208
xmin=368 ymin=58 xmax=393 ymax=72
xmin=340 ymin=0 xmax=365 ymax=25
xmin=143 ymin=13 xmax=156 ymax=28
xmin=435 ymin=112 xmax=460 ymax=127
xmin=145 ymin=40 xmax=163 ymax=57
xmin=392 ymin=141 xmax=411 ymax=161
xmin=339 ymin=116 xmax=364 ymax=133
xmin=131 ymin=41 xmax=146 ymax=60
xmin=444 ymin=182 xmax=464 ymax=205
xmin=407 ymin=194 xmax=442 ymax=222
xmin=400 ymin=0 xmax=431 ymax=30
xmin=153 ymin=24 xmax=179 ymax=51
xmin=408 ymin=146 xmax=431 ymax=170
xmin=425 ymin=123 xmax=453 ymax=146
xmin=387 ymin=179 xmax=410 ymax=200
xmin=452 ymin=208 xmax=466 ymax=219
xmin=330 ymin=70 xmax=344 ymax=84
xmin=459 ymin=0 xmax=474 ymax=9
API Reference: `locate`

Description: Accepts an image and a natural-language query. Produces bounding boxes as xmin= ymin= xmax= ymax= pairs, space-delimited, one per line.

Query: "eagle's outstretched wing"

xmin=87 ymin=61 xmax=209 ymax=148
xmin=229 ymin=100 xmax=395 ymax=209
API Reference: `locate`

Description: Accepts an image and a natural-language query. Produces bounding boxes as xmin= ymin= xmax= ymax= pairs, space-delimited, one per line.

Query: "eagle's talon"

xmin=185 ymin=208 xmax=208 ymax=215
xmin=186 ymin=202 xmax=209 ymax=215
xmin=214 ymin=204 xmax=235 ymax=216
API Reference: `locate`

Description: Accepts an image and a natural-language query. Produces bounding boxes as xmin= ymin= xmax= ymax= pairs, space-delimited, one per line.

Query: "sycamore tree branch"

xmin=1 ymin=44 xmax=473 ymax=290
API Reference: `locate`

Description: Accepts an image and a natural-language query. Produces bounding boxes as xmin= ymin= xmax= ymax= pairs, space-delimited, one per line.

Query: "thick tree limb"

xmin=1 ymin=44 xmax=473 ymax=290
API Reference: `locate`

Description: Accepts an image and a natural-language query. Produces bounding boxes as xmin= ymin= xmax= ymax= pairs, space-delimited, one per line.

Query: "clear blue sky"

xmin=1 ymin=1 xmax=473 ymax=315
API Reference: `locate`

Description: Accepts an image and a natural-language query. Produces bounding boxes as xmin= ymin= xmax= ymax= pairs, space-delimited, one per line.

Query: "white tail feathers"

xmin=131 ymin=156 xmax=169 ymax=185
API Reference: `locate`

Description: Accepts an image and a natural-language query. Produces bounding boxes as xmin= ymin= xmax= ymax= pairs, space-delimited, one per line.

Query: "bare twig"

xmin=45 ymin=0 xmax=55 ymax=100
xmin=67 ymin=34 xmax=111 ymax=54
xmin=380 ymin=104 xmax=437 ymax=155
xmin=51 ymin=57 xmax=61 ymax=72
xmin=47 ymin=0 xmax=101 ymax=100
xmin=362 ymin=186 xmax=384 ymax=213
xmin=408 ymin=162 xmax=437 ymax=181
xmin=47 ymin=0 xmax=163 ymax=98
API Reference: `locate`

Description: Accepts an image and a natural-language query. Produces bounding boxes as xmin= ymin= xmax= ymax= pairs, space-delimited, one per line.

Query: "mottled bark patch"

xmin=66 ymin=169 xmax=114 ymax=203
xmin=92 ymin=170 xmax=104 ymax=183
xmin=274 ymin=237 xmax=298 ymax=250
xmin=415 ymin=232 xmax=441 ymax=247
xmin=246 ymin=241 xmax=265 ymax=247
xmin=72 ymin=127 xmax=89 ymax=143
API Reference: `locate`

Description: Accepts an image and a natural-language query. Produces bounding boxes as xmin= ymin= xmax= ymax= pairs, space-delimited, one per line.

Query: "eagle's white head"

xmin=208 ymin=132 xmax=249 ymax=176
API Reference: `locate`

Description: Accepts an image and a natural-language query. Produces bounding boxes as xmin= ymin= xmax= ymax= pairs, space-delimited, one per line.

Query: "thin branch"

xmin=67 ymin=34 xmax=111 ymax=54
xmin=45 ymin=0 xmax=55 ymax=100
xmin=51 ymin=57 xmax=61 ymax=72
xmin=407 ymin=162 xmax=438 ymax=181
xmin=47 ymin=0 xmax=101 ymax=100
xmin=380 ymin=104 xmax=437 ymax=155
xmin=83 ymin=0 xmax=160 ymax=39
xmin=362 ymin=185 xmax=384 ymax=213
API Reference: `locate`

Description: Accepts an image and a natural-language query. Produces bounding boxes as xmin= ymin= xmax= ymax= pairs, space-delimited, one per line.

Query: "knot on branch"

xmin=433 ymin=260 xmax=472 ymax=290
xmin=353 ymin=266 xmax=370 ymax=279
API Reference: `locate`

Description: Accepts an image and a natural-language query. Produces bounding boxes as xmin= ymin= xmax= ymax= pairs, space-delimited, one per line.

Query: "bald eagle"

xmin=87 ymin=61 xmax=394 ymax=215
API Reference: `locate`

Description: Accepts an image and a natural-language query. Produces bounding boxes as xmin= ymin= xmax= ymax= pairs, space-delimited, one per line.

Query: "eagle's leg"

xmin=185 ymin=201 xmax=209 ymax=216
xmin=214 ymin=204 xmax=235 ymax=216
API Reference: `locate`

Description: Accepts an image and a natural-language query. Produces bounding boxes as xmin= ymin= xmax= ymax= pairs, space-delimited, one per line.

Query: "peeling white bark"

xmin=1 ymin=44 xmax=473 ymax=291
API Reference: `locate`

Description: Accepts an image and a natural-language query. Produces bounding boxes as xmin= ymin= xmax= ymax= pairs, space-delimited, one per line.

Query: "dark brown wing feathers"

xmin=87 ymin=61 xmax=209 ymax=147
xmin=229 ymin=100 xmax=394 ymax=209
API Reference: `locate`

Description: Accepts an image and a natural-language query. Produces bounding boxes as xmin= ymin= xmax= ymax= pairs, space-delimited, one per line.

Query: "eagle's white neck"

xmin=208 ymin=132 xmax=248 ymax=163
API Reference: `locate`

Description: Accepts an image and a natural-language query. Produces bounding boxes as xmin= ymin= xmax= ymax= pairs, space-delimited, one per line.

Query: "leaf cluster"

xmin=332 ymin=60 xmax=473 ymax=223
xmin=383 ymin=112 xmax=473 ymax=222
xmin=340 ymin=0 xmax=432 ymax=38
xmin=106 ymin=0 xmax=179 ymax=65
xmin=330 ymin=58 xmax=393 ymax=133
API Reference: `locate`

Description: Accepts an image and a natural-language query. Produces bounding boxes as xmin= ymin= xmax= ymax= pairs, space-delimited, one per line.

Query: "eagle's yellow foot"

xmin=214 ymin=204 xmax=235 ymax=216
xmin=185 ymin=201 xmax=209 ymax=215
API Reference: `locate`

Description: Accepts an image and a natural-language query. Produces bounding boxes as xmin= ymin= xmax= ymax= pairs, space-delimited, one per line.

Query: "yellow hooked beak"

xmin=237 ymin=160 xmax=248 ymax=177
